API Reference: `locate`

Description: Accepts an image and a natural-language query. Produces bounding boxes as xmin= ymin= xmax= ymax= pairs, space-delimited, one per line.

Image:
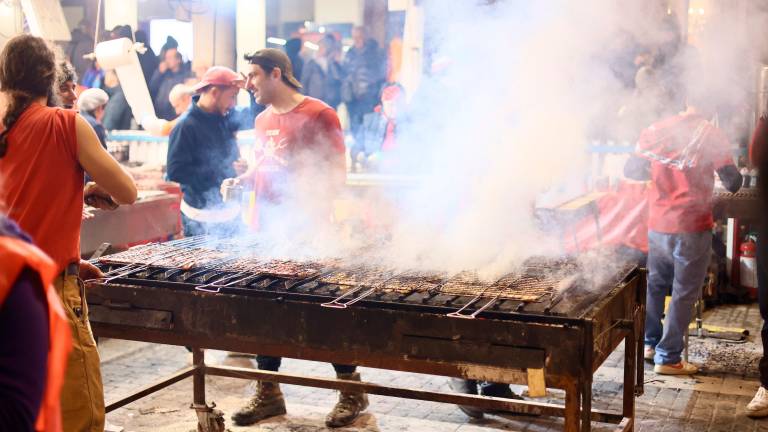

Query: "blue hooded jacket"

xmin=166 ymin=95 xmax=261 ymax=209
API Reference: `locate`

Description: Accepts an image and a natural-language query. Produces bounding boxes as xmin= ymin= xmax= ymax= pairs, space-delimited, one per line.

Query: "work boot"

xmin=231 ymin=381 xmax=286 ymax=426
xmin=448 ymin=378 xmax=484 ymax=419
xmin=325 ymin=372 xmax=369 ymax=428
xmin=479 ymin=383 xmax=534 ymax=416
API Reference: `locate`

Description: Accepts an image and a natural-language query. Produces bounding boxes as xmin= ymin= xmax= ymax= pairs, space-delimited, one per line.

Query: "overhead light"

xmin=699 ymin=8 xmax=705 ymax=15
xmin=267 ymin=37 xmax=286 ymax=46
xmin=319 ymin=26 xmax=326 ymax=33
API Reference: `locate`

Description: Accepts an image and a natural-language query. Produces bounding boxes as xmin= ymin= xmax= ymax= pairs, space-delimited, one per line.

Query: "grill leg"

xmin=623 ymin=331 xmax=636 ymax=422
xmin=564 ymin=381 xmax=581 ymax=432
xmin=190 ymin=348 xmax=225 ymax=432
xmin=580 ymin=378 xmax=592 ymax=432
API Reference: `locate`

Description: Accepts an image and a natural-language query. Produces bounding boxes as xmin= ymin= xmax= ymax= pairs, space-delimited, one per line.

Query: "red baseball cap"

xmin=192 ymin=66 xmax=245 ymax=93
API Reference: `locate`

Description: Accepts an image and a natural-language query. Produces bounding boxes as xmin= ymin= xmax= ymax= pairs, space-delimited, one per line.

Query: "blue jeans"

xmin=645 ymin=230 xmax=711 ymax=365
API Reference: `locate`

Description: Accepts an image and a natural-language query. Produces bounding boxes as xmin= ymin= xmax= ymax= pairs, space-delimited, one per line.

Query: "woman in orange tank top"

xmin=0 ymin=34 xmax=137 ymax=432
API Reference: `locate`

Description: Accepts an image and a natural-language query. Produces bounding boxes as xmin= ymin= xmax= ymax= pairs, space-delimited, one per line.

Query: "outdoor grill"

xmin=86 ymin=236 xmax=646 ymax=432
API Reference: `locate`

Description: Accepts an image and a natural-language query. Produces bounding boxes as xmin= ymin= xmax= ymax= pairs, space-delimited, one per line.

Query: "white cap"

xmin=77 ymin=88 xmax=109 ymax=112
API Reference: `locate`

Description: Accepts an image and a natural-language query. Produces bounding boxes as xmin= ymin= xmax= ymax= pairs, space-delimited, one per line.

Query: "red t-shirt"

xmin=636 ymin=113 xmax=734 ymax=233
xmin=252 ymin=97 xmax=345 ymax=202
xmin=0 ymin=103 xmax=83 ymax=271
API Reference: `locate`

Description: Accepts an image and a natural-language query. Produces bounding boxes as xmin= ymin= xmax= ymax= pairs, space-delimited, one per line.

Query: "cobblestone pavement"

xmin=100 ymin=303 xmax=768 ymax=431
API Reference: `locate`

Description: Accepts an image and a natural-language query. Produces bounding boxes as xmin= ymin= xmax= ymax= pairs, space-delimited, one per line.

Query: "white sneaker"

xmin=746 ymin=386 xmax=768 ymax=418
xmin=644 ymin=345 xmax=655 ymax=361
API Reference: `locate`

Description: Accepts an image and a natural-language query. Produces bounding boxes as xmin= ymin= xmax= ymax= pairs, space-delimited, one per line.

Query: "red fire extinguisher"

xmin=740 ymin=236 xmax=758 ymax=290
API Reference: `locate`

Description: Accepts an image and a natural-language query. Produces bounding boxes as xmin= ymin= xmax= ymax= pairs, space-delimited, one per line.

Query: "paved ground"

xmin=100 ymin=303 xmax=768 ymax=431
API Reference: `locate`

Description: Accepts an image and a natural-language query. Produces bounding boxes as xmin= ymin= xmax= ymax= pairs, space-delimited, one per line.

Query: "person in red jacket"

xmin=624 ymin=89 xmax=742 ymax=375
xmin=0 ymin=214 xmax=72 ymax=432
xmin=221 ymin=48 xmax=359 ymax=429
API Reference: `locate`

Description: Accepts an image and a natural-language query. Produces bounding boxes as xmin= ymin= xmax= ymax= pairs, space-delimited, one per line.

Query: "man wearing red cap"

xmin=167 ymin=66 xmax=259 ymax=236
xmin=221 ymin=48 xmax=356 ymax=428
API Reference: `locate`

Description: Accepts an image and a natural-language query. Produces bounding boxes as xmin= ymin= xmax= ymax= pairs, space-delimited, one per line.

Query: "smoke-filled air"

xmin=235 ymin=0 xmax=763 ymax=280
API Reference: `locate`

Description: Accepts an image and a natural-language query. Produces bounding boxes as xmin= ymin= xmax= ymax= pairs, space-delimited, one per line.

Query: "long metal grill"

xmin=94 ymin=236 xmax=625 ymax=315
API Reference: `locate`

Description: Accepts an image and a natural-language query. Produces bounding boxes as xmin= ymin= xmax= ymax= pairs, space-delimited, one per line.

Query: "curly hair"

xmin=0 ymin=34 xmax=57 ymax=158
xmin=57 ymin=60 xmax=78 ymax=88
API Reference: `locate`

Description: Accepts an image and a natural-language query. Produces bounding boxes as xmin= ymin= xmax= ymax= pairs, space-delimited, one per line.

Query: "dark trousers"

xmin=347 ymin=98 xmax=377 ymax=137
xmin=256 ymin=355 xmax=356 ymax=375
xmin=757 ymin=229 xmax=768 ymax=388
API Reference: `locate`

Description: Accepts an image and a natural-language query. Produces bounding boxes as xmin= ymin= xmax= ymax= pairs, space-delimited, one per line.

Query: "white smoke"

xmin=243 ymin=0 xmax=764 ymax=281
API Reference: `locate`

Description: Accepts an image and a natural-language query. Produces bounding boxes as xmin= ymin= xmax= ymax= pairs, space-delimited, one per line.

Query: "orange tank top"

xmin=0 ymin=236 xmax=72 ymax=432
xmin=0 ymin=103 xmax=83 ymax=271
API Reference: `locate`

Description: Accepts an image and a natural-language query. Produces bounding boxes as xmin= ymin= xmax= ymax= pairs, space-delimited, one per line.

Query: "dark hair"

xmin=111 ymin=24 xmax=134 ymax=41
xmin=285 ymin=38 xmax=302 ymax=57
xmin=134 ymin=29 xmax=148 ymax=44
xmin=0 ymin=34 xmax=57 ymax=158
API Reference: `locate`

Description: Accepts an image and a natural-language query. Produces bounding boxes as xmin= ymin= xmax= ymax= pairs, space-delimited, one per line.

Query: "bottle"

xmin=740 ymin=237 xmax=758 ymax=290
xmin=750 ymin=169 xmax=759 ymax=188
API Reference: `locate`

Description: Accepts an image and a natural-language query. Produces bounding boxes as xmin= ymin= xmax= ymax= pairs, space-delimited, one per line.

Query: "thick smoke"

xmin=242 ymin=0 xmax=764 ymax=281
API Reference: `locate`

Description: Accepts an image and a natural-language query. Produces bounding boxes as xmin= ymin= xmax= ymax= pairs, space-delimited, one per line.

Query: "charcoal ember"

xmin=429 ymin=294 xmax=456 ymax=305
xmin=377 ymin=291 xmax=405 ymax=302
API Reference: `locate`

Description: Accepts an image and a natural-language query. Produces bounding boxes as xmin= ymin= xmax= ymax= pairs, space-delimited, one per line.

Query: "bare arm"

xmin=75 ymin=115 xmax=137 ymax=204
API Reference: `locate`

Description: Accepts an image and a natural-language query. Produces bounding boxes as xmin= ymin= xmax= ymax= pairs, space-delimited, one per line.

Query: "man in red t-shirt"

xmin=625 ymin=94 xmax=742 ymax=375
xmin=222 ymin=49 xmax=359 ymax=429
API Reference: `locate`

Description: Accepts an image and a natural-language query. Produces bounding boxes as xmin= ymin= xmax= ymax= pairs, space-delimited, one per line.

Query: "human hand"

xmin=79 ymin=259 xmax=104 ymax=280
xmin=84 ymin=182 xmax=119 ymax=210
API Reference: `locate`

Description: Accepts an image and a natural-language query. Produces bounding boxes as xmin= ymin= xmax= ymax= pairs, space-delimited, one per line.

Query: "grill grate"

xmin=96 ymin=238 xmax=582 ymax=303
xmin=319 ymin=267 xmax=398 ymax=287
xmin=221 ymin=257 xmax=329 ymax=279
xmin=438 ymin=273 xmax=560 ymax=302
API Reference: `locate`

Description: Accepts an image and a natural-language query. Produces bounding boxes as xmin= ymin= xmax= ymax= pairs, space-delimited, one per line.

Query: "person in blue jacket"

xmin=166 ymin=66 xmax=262 ymax=237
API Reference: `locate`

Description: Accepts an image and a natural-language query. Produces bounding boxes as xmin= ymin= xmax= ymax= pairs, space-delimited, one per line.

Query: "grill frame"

xmin=87 ymin=249 xmax=645 ymax=432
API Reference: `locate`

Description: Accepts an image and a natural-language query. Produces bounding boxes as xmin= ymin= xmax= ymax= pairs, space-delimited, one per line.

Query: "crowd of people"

xmin=63 ymin=23 xmax=408 ymax=173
